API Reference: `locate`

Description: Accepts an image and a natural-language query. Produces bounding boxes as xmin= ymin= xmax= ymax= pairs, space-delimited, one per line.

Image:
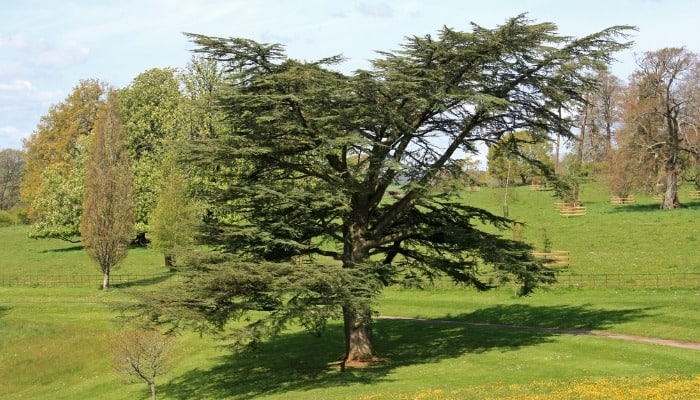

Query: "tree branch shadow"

xmin=160 ymin=303 xmax=652 ymax=399
xmin=608 ymin=200 xmax=700 ymax=213
xmin=112 ymin=274 xmax=174 ymax=288
xmin=38 ymin=245 xmax=84 ymax=253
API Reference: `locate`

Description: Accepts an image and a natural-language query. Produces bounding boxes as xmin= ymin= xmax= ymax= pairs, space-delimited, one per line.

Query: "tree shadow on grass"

xmin=112 ymin=274 xmax=174 ymax=288
xmin=161 ymin=303 xmax=652 ymax=399
xmin=607 ymin=203 xmax=662 ymax=213
xmin=38 ymin=245 xmax=83 ymax=253
xmin=0 ymin=306 xmax=9 ymax=318
xmin=608 ymin=200 xmax=700 ymax=213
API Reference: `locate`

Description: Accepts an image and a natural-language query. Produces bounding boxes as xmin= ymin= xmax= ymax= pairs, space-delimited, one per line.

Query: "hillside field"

xmin=1 ymin=181 xmax=699 ymax=399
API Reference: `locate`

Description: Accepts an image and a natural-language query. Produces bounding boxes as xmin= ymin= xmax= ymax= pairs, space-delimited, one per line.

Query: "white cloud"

xmin=0 ymin=80 xmax=33 ymax=91
xmin=0 ymin=126 xmax=28 ymax=149
xmin=0 ymin=33 xmax=30 ymax=50
xmin=356 ymin=2 xmax=394 ymax=18
xmin=34 ymin=42 xmax=90 ymax=67
xmin=0 ymin=79 xmax=63 ymax=105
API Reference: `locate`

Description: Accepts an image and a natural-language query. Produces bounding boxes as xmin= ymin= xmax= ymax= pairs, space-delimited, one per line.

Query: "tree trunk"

xmin=164 ymin=252 xmax=176 ymax=271
xmin=150 ymin=381 xmax=157 ymax=400
xmin=342 ymin=306 xmax=377 ymax=369
xmin=661 ymin=161 xmax=681 ymax=209
xmin=341 ymin=204 xmax=378 ymax=369
xmin=102 ymin=269 xmax=110 ymax=291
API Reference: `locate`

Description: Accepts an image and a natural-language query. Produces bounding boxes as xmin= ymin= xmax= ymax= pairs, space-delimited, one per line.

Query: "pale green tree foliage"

xmin=118 ymin=68 xmax=186 ymax=241
xmin=487 ymin=131 xmax=554 ymax=185
xmin=148 ymin=155 xmax=199 ymax=270
xmin=81 ymin=91 xmax=134 ymax=290
xmin=27 ymin=135 xmax=90 ymax=242
xmin=180 ymin=56 xmax=228 ymax=140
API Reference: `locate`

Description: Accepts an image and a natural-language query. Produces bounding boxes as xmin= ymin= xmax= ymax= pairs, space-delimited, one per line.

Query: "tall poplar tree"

xmin=81 ymin=91 xmax=134 ymax=290
xmin=147 ymin=15 xmax=633 ymax=367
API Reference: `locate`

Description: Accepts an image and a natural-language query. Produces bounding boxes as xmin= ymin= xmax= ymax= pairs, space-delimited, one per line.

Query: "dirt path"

xmin=378 ymin=315 xmax=700 ymax=351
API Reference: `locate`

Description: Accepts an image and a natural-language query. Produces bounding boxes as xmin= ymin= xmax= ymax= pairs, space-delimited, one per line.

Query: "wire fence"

xmin=0 ymin=274 xmax=176 ymax=288
xmin=1 ymin=272 xmax=699 ymax=289
xmin=553 ymin=272 xmax=700 ymax=289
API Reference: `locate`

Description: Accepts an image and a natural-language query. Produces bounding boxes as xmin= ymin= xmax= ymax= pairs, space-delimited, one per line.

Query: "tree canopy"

xmin=81 ymin=91 xmax=134 ymax=290
xmin=21 ymin=79 xmax=107 ymax=238
xmin=139 ymin=15 xmax=635 ymax=366
xmin=487 ymin=130 xmax=554 ymax=185
xmin=616 ymin=47 xmax=700 ymax=208
xmin=118 ymin=68 xmax=186 ymax=239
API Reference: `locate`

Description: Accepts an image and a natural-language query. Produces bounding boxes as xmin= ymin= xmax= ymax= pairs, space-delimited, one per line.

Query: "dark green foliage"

xmin=146 ymin=15 xmax=634 ymax=360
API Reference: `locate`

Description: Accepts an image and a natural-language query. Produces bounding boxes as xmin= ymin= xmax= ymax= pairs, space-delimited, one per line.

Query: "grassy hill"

xmin=1 ymin=181 xmax=699 ymax=399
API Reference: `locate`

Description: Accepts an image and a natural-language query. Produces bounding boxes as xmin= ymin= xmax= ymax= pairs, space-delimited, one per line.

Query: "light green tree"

xmin=148 ymin=156 xmax=199 ymax=270
xmin=487 ymin=131 xmax=554 ymax=185
xmin=118 ymin=68 xmax=186 ymax=242
xmin=27 ymin=160 xmax=84 ymax=242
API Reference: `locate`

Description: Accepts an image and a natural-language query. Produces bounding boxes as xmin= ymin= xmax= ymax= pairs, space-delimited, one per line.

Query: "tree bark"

xmin=150 ymin=381 xmax=157 ymax=400
xmin=164 ymin=252 xmax=176 ymax=271
xmin=342 ymin=306 xmax=377 ymax=368
xmin=662 ymin=161 xmax=681 ymax=209
xmin=341 ymin=202 xmax=378 ymax=368
xmin=102 ymin=270 xmax=110 ymax=291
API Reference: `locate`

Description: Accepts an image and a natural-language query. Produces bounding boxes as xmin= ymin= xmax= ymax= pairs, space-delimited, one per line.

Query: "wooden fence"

xmin=531 ymin=250 xmax=570 ymax=268
xmin=610 ymin=195 xmax=636 ymax=205
xmin=554 ymin=202 xmax=587 ymax=217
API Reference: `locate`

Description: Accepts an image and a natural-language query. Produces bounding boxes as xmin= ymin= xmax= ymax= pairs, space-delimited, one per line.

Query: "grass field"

xmin=2 ymin=181 xmax=699 ymax=399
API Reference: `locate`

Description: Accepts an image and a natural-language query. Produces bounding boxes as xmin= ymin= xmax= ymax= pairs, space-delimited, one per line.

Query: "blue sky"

xmin=1 ymin=0 xmax=699 ymax=150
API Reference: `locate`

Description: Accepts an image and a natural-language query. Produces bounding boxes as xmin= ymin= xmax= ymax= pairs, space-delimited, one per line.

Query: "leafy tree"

xmin=111 ymin=328 xmax=173 ymax=400
xmin=146 ymin=16 xmax=632 ymax=366
xmin=81 ymin=91 xmax=134 ymax=290
xmin=180 ymin=56 xmax=228 ymax=140
xmin=618 ymin=48 xmax=700 ymax=209
xmin=21 ymin=79 xmax=107 ymax=220
xmin=27 ymin=161 xmax=84 ymax=242
xmin=118 ymin=68 xmax=186 ymax=242
xmin=487 ymin=131 xmax=554 ymax=185
xmin=0 ymin=149 xmax=24 ymax=210
xmin=148 ymin=156 xmax=199 ymax=270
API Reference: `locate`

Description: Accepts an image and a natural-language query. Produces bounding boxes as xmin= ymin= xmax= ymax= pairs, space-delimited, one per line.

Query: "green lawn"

xmin=1 ymin=181 xmax=699 ymax=399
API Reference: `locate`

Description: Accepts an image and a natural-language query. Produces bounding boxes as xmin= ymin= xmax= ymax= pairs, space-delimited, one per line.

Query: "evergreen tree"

xmin=146 ymin=16 xmax=633 ymax=366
